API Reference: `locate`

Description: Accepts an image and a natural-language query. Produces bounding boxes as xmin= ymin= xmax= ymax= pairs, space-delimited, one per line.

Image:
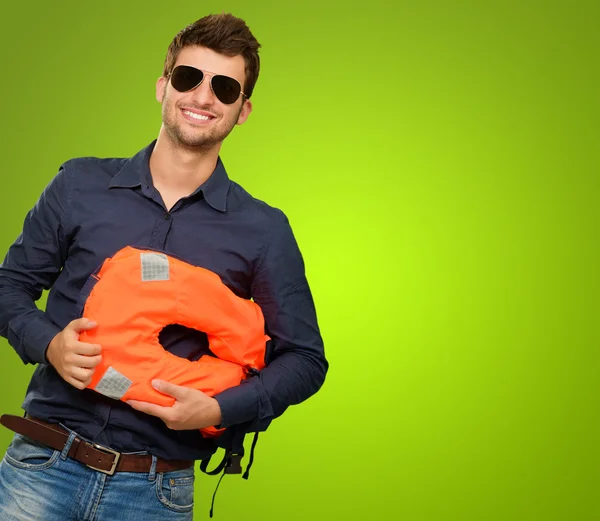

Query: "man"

xmin=0 ymin=13 xmax=327 ymax=521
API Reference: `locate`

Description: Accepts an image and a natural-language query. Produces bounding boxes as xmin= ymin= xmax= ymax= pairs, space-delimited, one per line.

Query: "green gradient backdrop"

xmin=0 ymin=1 xmax=598 ymax=520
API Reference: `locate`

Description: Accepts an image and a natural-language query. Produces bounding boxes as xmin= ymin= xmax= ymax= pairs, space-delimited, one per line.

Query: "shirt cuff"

xmin=214 ymin=380 xmax=260 ymax=428
xmin=21 ymin=315 xmax=62 ymax=365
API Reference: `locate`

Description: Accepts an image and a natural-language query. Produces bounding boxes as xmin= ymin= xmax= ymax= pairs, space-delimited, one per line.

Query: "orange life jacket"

xmin=78 ymin=246 xmax=269 ymax=438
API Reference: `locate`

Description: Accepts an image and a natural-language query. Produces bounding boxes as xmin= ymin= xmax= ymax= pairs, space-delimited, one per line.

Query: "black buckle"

xmin=225 ymin=453 xmax=243 ymax=474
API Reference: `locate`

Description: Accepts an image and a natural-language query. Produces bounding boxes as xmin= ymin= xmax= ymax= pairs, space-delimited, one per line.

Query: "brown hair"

xmin=163 ymin=13 xmax=261 ymax=99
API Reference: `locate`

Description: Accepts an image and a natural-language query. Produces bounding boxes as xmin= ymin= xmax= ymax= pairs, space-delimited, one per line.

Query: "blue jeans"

xmin=0 ymin=432 xmax=195 ymax=521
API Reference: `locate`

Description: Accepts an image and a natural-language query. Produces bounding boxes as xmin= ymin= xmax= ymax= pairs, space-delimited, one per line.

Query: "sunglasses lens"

xmin=171 ymin=66 xmax=203 ymax=92
xmin=212 ymin=75 xmax=242 ymax=104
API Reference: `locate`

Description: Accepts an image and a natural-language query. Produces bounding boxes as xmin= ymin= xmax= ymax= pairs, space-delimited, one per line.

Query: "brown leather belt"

xmin=0 ymin=414 xmax=193 ymax=476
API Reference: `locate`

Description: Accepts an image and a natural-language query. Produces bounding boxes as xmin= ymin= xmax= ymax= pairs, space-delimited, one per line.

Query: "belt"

xmin=0 ymin=414 xmax=193 ymax=476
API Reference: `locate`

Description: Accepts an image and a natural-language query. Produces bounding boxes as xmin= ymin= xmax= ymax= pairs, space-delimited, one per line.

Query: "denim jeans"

xmin=0 ymin=432 xmax=195 ymax=521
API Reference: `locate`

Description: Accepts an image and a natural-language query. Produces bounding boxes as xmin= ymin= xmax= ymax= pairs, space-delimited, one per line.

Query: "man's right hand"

xmin=46 ymin=318 xmax=102 ymax=390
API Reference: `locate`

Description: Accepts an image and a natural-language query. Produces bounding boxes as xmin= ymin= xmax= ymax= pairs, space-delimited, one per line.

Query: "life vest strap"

xmin=242 ymin=432 xmax=260 ymax=480
xmin=200 ymin=449 xmax=242 ymax=475
xmin=209 ymin=468 xmax=226 ymax=518
xmin=203 ymin=431 xmax=260 ymax=518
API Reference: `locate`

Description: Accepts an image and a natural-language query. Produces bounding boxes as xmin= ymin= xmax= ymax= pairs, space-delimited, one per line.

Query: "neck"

xmin=149 ymin=128 xmax=222 ymax=194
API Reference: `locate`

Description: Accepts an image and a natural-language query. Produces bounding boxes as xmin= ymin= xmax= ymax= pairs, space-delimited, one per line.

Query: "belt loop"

xmin=148 ymin=455 xmax=158 ymax=482
xmin=60 ymin=431 xmax=77 ymax=461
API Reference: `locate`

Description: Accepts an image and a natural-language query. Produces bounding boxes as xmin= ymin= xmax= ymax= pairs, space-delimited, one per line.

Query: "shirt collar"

xmin=195 ymin=156 xmax=230 ymax=212
xmin=109 ymin=140 xmax=230 ymax=212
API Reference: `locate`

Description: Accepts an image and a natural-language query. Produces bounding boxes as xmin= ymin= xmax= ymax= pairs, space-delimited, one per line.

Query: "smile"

xmin=183 ymin=110 xmax=211 ymax=121
xmin=180 ymin=108 xmax=217 ymax=124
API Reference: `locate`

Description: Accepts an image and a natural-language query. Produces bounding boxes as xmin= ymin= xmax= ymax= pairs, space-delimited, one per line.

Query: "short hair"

xmin=163 ymin=13 xmax=261 ymax=99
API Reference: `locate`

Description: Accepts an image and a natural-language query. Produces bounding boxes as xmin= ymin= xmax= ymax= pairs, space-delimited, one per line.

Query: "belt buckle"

xmin=87 ymin=443 xmax=121 ymax=476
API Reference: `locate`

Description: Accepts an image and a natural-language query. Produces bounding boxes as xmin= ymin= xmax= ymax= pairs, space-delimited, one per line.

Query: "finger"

xmin=67 ymin=376 xmax=89 ymax=390
xmin=151 ymin=380 xmax=188 ymax=400
xmin=127 ymin=400 xmax=170 ymax=419
xmin=72 ymin=354 xmax=102 ymax=369
xmin=71 ymin=366 xmax=95 ymax=383
xmin=72 ymin=342 xmax=102 ymax=356
xmin=69 ymin=318 xmax=98 ymax=333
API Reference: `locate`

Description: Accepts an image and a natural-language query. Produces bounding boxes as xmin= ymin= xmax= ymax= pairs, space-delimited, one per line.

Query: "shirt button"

xmin=164 ymin=213 xmax=171 ymax=220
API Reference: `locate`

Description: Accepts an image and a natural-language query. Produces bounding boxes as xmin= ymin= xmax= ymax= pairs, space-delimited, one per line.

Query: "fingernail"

xmin=152 ymin=380 xmax=160 ymax=389
xmin=88 ymin=321 xmax=97 ymax=327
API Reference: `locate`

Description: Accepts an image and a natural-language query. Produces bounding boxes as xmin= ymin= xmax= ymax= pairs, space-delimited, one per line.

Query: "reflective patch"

xmin=95 ymin=366 xmax=132 ymax=400
xmin=140 ymin=252 xmax=170 ymax=281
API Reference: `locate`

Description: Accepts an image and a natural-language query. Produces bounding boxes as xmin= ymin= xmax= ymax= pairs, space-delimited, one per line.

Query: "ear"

xmin=236 ymin=99 xmax=253 ymax=126
xmin=156 ymin=76 xmax=168 ymax=103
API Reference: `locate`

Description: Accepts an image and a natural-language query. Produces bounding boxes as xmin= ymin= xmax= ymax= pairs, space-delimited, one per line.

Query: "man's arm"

xmin=213 ymin=209 xmax=328 ymax=431
xmin=0 ymin=167 xmax=70 ymax=365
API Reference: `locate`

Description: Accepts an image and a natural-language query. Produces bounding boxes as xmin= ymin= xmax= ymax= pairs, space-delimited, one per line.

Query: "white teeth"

xmin=183 ymin=110 xmax=210 ymax=121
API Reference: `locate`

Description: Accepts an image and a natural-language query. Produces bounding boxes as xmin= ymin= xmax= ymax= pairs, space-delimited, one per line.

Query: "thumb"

xmin=152 ymin=380 xmax=186 ymax=400
xmin=70 ymin=318 xmax=98 ymax=333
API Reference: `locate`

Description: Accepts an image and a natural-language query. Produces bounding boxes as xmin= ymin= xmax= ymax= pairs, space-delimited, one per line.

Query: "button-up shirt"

xmin=0 ymin=140 xmax=328 ymax=461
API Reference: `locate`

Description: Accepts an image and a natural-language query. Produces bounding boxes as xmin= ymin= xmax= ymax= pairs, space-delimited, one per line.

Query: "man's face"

xmin=156 ymin=46 xmax=252 ymax=151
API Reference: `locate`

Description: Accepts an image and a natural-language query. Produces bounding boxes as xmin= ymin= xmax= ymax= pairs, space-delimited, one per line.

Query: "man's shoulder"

xmin=55 ymin=153 xmax=134 ymax=192
xmin=60 ymin=155 xmax=128 ymax=175
xmin=228 ymin=180 xmax=288 ymax=224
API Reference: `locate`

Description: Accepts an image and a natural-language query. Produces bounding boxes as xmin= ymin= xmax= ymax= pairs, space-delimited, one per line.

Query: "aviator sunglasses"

xmin=168 ymin=65 xmax=246 ymax=104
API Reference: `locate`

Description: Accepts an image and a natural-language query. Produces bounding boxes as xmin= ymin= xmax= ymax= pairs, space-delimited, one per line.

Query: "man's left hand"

xmin=127 ymin=380 xmax=222 ymax=430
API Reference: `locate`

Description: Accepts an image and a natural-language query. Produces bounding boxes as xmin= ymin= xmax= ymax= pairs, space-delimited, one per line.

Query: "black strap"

xmin=201 ymin=429 xmax=260 ymax=517
xmin=205 ymin=450 xmax=243 ymax=518
xmin=209 ymin=468 xmax=227 ymax=518
xmin=200 ymin=449 xmax=244 ymax=476
xmin=242 ymin=432 xmax=260 ymax=480
xmin=200 ymin=451 xmax=229 ymax=476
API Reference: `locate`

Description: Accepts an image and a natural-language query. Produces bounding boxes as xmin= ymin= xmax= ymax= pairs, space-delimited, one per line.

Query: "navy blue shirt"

xmin=0 ymin=140 xmax=327 ymax=461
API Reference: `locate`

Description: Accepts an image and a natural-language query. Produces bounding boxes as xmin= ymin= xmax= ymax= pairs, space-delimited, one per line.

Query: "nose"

xmin=190 ymin=75 xmax=216 ymax=106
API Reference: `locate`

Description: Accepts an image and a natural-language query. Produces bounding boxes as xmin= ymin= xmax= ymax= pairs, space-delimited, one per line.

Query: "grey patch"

xmin=141 ymin=252 xmax=170 ymax=281
xmin=95 ymin=366 xmax=132 ymax=400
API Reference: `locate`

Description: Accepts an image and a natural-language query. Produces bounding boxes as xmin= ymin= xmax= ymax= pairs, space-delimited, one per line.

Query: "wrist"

xmin=45 ymin=334 xmax=60 ymax=365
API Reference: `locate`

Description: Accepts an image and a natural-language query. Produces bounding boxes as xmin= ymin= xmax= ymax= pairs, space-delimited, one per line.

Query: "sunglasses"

xmin=168 ymin=65 xmax=246 ymax=105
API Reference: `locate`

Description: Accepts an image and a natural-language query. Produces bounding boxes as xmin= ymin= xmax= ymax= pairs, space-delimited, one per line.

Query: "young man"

xmin=0 ymin=13 xmax=327 ymax=520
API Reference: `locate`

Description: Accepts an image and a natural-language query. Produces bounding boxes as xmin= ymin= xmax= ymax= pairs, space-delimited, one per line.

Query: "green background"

xmin=0 ymin=0 xmax=598 ymax=520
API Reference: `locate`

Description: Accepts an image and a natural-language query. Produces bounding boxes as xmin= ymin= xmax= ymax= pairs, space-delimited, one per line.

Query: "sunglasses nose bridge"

xmin=189 ymin=73 xmax=217 ymax=102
